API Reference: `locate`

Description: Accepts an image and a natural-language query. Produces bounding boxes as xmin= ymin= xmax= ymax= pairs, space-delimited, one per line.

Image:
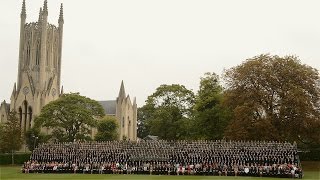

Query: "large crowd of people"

xmin=23 ymin=140 xmax=303 ymax=178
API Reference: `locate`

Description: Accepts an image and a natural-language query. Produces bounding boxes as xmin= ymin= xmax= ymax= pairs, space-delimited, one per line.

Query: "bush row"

xmin=0 ymin=153 xmax=31 ymax=165
xmin=298 ymin=150 xmax=320 ymax=161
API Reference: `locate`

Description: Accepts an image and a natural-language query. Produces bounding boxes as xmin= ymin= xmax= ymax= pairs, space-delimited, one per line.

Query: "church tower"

xmin=115 ymin=81 xmax=137 ymax=141
xmin=8 ymin=0 xmax=64 ymax=133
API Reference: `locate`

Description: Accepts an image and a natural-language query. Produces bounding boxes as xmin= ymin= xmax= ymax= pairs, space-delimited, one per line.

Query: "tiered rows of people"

xmin=22 ymin=140 xmax=303 ymax=178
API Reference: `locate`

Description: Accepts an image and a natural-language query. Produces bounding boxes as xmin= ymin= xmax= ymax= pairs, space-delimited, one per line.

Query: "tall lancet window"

xmin=26 ymin=43 xmax=31 ymax=67
xmin=128 ymin=116 xmax=131 ymax=140
xmin=19 ymin=107 xmax=22 ymax=127
xmin=53 ymin=38 xmax=58 ymax=68
xmin=36 ymin=40 xmax=40 ymax=65
xmin=23 ymin=101 xmax=28 ymax=133
xmin=28 ymin=106 xmax=33 ymax=129
xmin=46 ymin=47 xmax=49 ymax=66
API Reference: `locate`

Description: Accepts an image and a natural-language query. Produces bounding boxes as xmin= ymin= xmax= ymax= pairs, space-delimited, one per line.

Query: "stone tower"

xmin=0 ymin=0 xmax=64 ymax=133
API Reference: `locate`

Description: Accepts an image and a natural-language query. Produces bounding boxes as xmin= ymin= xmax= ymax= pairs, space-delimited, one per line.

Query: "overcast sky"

xmin=0 ymin=0 xmax=319 ymax=107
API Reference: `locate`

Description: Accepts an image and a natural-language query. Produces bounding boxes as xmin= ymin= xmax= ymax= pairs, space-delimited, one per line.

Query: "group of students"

xmin=22 ymin=140 xmax=303 ymax=178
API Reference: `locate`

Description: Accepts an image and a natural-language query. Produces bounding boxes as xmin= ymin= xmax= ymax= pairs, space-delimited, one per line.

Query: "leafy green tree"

xmin=223 ymin=54 xmax=320 ymax=146
xmin=141 ymin=84 xmax=195 ymax=140
xmin=94 ymin=116 xmax=119 ymax=141
xmin=193 ymin=72 xmax=230 ymax=140
xmin=34 ymin=93 xmax=105 ymax=142
xmin=1 ymin=111 xmax=24 ymax=164
xmin=137 ymin=106 xmax=152 ymax=139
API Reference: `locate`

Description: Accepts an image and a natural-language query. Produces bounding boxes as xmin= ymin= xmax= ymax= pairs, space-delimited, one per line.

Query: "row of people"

xmin=25 ymin=140 xmax=302 ymax=178
xmin=22 ymin=160 xmax=302 ymax=178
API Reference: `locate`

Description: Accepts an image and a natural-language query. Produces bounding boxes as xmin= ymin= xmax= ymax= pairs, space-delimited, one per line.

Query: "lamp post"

xmin=32 ymin=135 xmax=38 ymax=150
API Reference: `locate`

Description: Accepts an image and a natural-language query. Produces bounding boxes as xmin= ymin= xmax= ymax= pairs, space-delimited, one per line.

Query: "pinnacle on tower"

xmin=133 ymin=97 xmax=137 ymax=106
xmin=43 ymin=0 xmax=48 ymax=15
xmin=21 ymin=0 xmax=26 ymax=17
xmin=58 ymin=3 xmax=64 ymax=23
xmin=118 ymin=80 xmax=126 ymax=98
xmin=12 ymin=83 xmax=17 ymax=95
xmin=38 ymin=7 xmax=42 ymax=22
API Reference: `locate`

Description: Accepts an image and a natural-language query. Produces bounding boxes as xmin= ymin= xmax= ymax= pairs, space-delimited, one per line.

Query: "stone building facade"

xmin=0 ymin=0 xmax=137 ymax=141
xmin=99 ymin=81 xmax=138 ymax=141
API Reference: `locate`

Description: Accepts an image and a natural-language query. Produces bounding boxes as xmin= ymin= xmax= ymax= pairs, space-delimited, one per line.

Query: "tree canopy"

xmin=0 ymin=111 xmax=24 ymax=153
xmin=34 ymin=93 xmax=105 ymax=142
xmin=193 ymin=72 xmax=230 ymax=140
xmin=94 ymin=116 xmax=119 ymax=141
xmin=137 ymin=55 xmax=320 ymax=148
xmin=139 ymin=84 xmax=195 ymax=140
xmin=223 ymin=54 xmax=320 ymax=146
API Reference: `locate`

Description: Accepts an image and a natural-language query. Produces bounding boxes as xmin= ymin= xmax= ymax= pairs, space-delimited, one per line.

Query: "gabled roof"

xmin=98 ymin=100 xmax=117 ymax=115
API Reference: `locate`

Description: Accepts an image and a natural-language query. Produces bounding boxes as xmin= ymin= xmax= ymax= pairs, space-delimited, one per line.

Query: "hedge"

xmin=0 ymin=153 xmax=31 ymax=165
xmin=298 ymin=150 xmax=320 ymax=161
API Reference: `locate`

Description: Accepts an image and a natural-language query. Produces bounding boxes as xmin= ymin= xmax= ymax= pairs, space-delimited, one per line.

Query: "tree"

xmin=223 ymin=54 xmax=320 ymax=146
xmin=1 ymin=111 xmax=24 ymax=164
xmin=94 ymin=116 xmax=119 ymax=141
xmin=193 ymin=72 xmax=230 ymax=140
xmin=140 ymin=84 xmax=195 ymax=140
xmin=34 ymin=93 xmax=105 ymax=142
xmin=137 ymin=106 xmax=152 ymax=139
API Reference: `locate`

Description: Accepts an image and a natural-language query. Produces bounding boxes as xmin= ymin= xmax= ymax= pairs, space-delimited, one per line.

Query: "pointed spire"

xmin=118 ymin=80 xmax=126 ymax=98
xmin=38 ymin=7 xmax=42 ymax=22
xmin=43 ymin=0 xmax=48 ymax=15
xmin=11 ymin=83 xmax=17 ymax=98
xmin=58 ymin=3 xmax=64 ymax=23
xmin=133 ymin=97 xmax=137 ymax=106
xmin=21 ymin=0 xmax=26 ymax=18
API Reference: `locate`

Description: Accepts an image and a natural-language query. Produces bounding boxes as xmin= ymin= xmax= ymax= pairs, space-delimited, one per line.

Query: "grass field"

xmin=0 ymin=162 xmax=319 ymax=180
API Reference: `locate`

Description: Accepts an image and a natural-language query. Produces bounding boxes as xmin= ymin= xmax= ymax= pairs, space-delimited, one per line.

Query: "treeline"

xmin=138 ymin=54 xmax=320 ymax=149
xmin=0 ymin=54 xmax=319 ymax=154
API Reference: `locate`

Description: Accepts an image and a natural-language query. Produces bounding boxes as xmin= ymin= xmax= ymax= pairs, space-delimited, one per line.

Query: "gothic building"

xmin=0 ymin=0 xmax=137 ymax=141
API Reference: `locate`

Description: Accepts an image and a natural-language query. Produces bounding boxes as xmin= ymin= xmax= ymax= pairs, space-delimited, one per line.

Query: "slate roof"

xmin=144 ymin=135 xmax=159 ymax=141
xmin=98 ymin=100 xmax=117 ymax=115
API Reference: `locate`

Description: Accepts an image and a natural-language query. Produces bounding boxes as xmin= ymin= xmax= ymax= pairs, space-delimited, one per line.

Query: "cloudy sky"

xmin=0 ymin=0 xmax=319 ymax=106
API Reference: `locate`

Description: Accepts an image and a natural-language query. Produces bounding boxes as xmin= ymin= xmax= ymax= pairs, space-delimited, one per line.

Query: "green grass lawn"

xmin=0 ymin=162 xmax=319 ymax=180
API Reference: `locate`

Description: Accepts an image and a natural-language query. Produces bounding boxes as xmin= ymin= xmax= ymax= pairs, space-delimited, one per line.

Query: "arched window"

xmin=19 ymin=107 xmax=22 ymax=127
xmin=128 ymin=116 xmax=131 ymax=140
xmin=23 ymin=101 xmax=28 ymax=132
xmin=28 ymin=106 xmax=33 ymax=129
xmin=26 ymin=43 xmax=31 ymax=66
xmin=36 ymin=40 xmax=40 ymax=65
xmin=122 ymin=117 xmax=125 ymax=128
